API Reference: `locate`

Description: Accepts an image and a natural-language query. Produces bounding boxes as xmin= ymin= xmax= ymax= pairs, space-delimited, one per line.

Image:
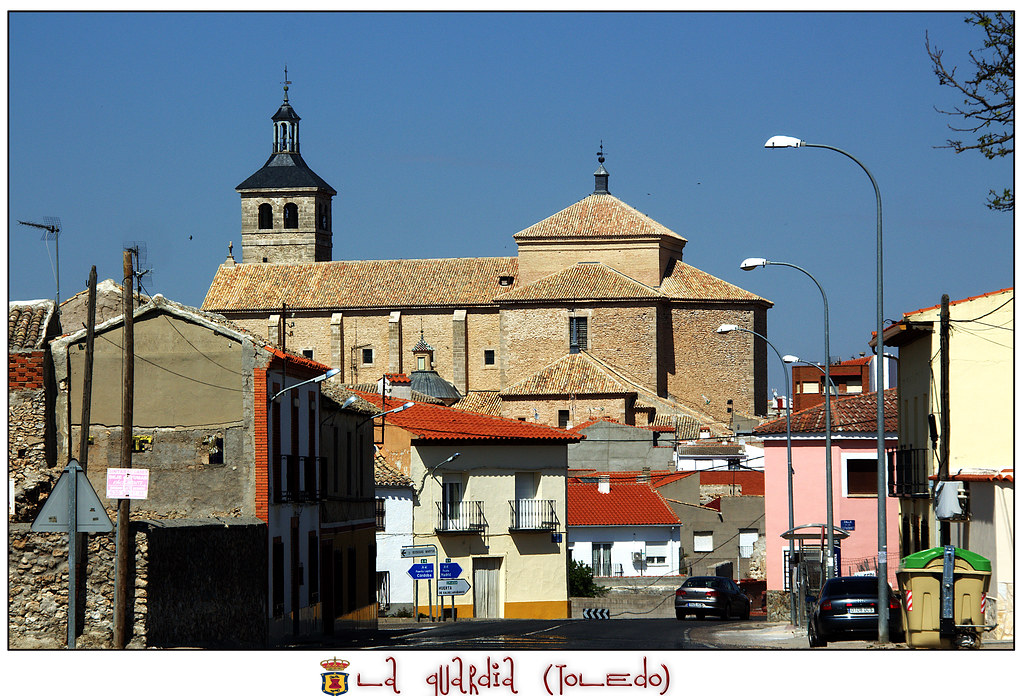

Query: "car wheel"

xmin=719 ymin=602 xmax=730 ymax=620
xmin=740 ymin=602 xmax=750 ymax=620
xmin=808 ymin=622 xmax=827 ymax=648
xmin=675 ymin=608 xmax=686 ymax=620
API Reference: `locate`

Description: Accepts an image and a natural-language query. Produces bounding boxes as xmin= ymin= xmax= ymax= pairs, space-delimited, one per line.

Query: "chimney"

xmin=598 ymin=475 xmax=610 ymax=494
xmin=639 ymin=467 xmax=651 ymax=484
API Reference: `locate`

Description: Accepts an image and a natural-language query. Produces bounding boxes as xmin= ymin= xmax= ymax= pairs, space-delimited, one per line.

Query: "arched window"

xmin=283 ymin=203 xmax=299 ymax=229
xmin=258 ymin=203 xmax=273 ymax=229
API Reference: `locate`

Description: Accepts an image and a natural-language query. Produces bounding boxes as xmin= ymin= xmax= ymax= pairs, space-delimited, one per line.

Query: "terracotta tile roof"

xmin=502 ymin=352 xmax=632 ymax=397
xmin=494 ymin=262 xmax=662 ymax=303
xmin=201 ymin=257 xmax=519 ymax=312
xmin=385 ymin=373 xmax=411 ymax=384
xmin=699 ymin=470 xmax=765 ymax=496
xmin=658 ymin=259 xmax=771 ymax=304
xmin=320 ymin=382 xmax=379 ymax=415
xmin=452 ymin=391 xmax=504 ymax=417
xmin=753 ymin=388 xmax=898 ymax=435
xmin=904 ymin=287 xmax=1012 ymax=318
xmin=8 ymin=300 xmax=56 ymax=351
xmin=942 ymin=468 xmax=1013 ymax=483
xmin=374 ymin=449 xmax=413 ymax=487
xmin=567 ymin=479 xmax=680 ymax=526
xmin=513 ymin=193 xmax=686 ymax=242
xmin=353 ymin=391 xmax=583 ymax=443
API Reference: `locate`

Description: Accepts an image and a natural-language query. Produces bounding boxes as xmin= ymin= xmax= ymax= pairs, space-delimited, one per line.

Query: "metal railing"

xmin=436 ymin=500 xmax=487 ymax=533
xmin=889 ymin=447 xmax=931 ymax=498
xmin=275 ymin=454 xmax=326 ymax=503
xmin=508 ymin=499 xmax=558 ymax=530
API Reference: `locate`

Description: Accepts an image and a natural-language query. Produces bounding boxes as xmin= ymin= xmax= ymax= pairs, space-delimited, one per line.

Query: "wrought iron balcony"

xmin=274 ymin=454 xmax=326 ymax=503
xmin=508 ymin=499 xmax=558 ymax=531
xmin=435 ymin=501 xmax=487 ymax=533
xmin=889 ymin=447 xmax=931 ymax=498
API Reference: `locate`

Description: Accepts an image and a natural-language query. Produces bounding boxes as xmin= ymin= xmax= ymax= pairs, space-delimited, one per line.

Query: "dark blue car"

xmin=808 ymin=576 xmax=904 ymax=647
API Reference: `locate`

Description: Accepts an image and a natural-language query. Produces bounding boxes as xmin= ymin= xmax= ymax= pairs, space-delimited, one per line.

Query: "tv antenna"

xmin=18 ymin=216 xmax=62 ymax=306
xmin=123 ymin=241 xmax=152 ymax=300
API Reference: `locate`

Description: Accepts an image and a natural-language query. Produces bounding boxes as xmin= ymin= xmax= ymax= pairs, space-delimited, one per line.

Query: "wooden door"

xmin=472 ymin=557 xmax=501 ymax=618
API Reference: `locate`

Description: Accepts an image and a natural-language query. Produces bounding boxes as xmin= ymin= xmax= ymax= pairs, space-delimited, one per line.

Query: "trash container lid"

xmin=900 ymin=546 xmax=991 ymax=571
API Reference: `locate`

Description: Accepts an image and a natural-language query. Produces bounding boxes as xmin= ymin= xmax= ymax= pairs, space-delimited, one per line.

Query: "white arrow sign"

xmin=436 ymin=578 xmax=471 ymax=596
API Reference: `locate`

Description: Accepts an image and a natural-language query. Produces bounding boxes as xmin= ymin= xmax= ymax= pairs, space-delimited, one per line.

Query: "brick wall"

xmin=9 ymin=351 xmax=46 ymax=390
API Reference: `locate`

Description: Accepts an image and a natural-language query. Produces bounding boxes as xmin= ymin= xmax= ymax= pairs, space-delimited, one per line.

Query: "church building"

xmin=202 ymin=85 xmax=772 ymax=434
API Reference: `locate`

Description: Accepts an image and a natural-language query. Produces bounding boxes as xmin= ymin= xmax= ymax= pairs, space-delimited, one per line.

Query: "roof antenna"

xmin=594 ymin=141 xmax=609 ymax=195
xmin=18 ymin=217 xmax=62 ymax=307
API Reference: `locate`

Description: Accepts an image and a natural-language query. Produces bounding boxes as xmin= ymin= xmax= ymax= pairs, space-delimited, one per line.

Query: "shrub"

xmin=567 ymin=559 xmax=609 ymax=597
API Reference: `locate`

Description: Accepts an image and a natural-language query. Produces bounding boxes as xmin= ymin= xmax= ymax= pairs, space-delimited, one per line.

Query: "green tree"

xmin=927 ymin=12 xmax=1014 ymax=211
xmin=567 ymin=559 xmax=609 ymax=597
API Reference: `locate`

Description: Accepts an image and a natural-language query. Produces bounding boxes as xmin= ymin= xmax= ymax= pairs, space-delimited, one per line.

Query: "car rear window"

xmin=683 ymin=577 xmax=720 ymax=588
xmin=824 ymin=578 xmax=878 ymax=596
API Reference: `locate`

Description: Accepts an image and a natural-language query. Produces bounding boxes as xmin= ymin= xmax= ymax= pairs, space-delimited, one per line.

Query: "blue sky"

xmin=7 ymin=11 xmax=1013 ymax=399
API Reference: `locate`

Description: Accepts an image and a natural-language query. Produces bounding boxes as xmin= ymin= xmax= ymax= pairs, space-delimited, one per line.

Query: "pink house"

xmin=754 ymin=390 xmax=900 ymax=612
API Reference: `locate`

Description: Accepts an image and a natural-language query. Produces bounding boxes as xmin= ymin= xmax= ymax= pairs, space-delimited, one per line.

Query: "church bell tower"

xmin=237 ymin=70 xmax=336 ymax=264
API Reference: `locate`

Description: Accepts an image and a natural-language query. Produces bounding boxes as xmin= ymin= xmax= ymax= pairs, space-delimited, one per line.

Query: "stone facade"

xmin=240 ymin=190 xmax=333 ymax=264
xmin=8 ymin=519 xmax=266 ymax=649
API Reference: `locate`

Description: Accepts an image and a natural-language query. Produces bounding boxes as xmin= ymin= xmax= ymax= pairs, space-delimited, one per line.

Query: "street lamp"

xmin=765 ymin=135 xmax=888 ymax=641
xmin=716 ymin=324 xmax=797 ymax=626
xmin=270 ymin=367 xmax=341 ymax=402
xmin=782 ymin=356 xmax=838 ymax=395
xmin=741 ymin=257 xmax=836 ymax=581
xmin=359 ymin=399 xmax=415 ymax=426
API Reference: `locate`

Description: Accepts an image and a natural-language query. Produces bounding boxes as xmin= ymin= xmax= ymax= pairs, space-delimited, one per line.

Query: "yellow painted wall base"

xmin=417 ymin=600 xmax=569 ymax=620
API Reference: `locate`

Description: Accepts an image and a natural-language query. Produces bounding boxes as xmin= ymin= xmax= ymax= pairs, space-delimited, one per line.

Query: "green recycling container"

xmin=897 ymin=546 xmax=991 ymax=649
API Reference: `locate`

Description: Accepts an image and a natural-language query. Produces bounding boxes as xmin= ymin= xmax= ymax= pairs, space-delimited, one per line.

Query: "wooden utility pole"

xmin=113 ymin=251 xmax=135 ymax=648
xmin=939 ymin=294 xmax=951 ymax=545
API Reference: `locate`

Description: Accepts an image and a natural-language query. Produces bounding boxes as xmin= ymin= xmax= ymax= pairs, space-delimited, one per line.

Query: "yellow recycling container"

xmin=897 ymin=546 xmax=991 ymax=649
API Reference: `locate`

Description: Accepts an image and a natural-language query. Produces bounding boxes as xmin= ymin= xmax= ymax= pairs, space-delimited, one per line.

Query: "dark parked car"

xmin=808 ymin=576 xmax=905 ymax=647
xmin=674 ymin=576 xmax=751 ymax=620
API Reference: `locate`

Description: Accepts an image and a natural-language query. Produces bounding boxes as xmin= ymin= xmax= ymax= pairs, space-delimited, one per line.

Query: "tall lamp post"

xmin=270 ymin=367 xmax=341 ymax=402
xmin=716 ymin=324 xmax=796 ymax=626
xmin=764 ymin=135 xmax=888 ymax=641
xmin=741 ymin=257 xmax=836 ymax=581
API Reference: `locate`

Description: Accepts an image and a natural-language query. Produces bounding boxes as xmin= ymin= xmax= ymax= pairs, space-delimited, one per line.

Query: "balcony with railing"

xmin=889 ymin=447 xmax=931 ymax=498
xmin=435 ymin=500 xmax=487 ymax=534
xmin=508 ymin=499 xmax=558 ymax=531
xmin=274 ymin=454 xmax=327 ymax=503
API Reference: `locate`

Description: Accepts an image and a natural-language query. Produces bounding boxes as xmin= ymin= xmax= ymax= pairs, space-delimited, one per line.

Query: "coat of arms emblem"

xmin=320 ymin=657 xmax=351 ymax=695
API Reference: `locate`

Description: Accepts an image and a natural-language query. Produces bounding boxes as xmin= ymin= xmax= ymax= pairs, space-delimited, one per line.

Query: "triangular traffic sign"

xmin=31 ymin=462 xmax=113 ymax=533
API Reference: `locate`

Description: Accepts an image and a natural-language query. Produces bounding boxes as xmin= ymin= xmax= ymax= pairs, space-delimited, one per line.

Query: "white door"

xmin=473 ymin=557 xmax=501 ymax=618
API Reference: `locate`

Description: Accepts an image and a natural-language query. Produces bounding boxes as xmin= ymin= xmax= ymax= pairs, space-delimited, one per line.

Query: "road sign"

xmin=439 ymin=561 xmax=462 ymax=579
xmin=582 ymin=608 xmax=610 ymax=619
xmin=401 ymin=545 xmax=437 ymax=558
xmin=437 ymin=578 xmax=470 ymax=596
xmin=841 ymin=519 xmax=855 ymax=531
xmin=106 ymin=468 xmax=150 ymax=500
xmin=408 ymin=563 xmax=434 ymax=579
xmin=32 ymin=461 xmax=113 ymax=533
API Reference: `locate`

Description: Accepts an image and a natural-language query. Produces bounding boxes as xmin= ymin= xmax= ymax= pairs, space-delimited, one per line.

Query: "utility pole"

xmin=113 ymin=251 xmax=135 ymax=648
xmin=938 ymin=294 xmax=951 ymax=546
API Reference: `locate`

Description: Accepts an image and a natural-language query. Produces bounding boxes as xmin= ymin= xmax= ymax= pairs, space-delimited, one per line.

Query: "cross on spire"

xmin=282 ymin=65 xmax=291 ymax=101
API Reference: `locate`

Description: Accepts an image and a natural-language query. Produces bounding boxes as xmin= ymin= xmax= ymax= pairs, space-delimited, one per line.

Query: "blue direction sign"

xmin=439 ymin=562 xmax=462 ymax=579
xmin=408 ymin=562 xmax=434 ymax=579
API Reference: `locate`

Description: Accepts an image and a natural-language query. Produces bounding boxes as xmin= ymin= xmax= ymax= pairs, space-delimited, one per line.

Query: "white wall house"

xmin=567 ymin=476 xmax=681 ymax=578
xmin=374 ymin=452 xmax=415 ymax=616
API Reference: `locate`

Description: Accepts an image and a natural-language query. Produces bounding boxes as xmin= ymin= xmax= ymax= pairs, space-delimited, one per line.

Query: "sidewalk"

xmin=699 ymin=621 xmax=1014 ymax=650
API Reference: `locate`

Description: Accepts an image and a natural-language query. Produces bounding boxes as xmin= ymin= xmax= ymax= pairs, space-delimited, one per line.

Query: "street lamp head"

xmin=783 ymin=355 xmax=801 ymax=364
xmin=716 ymin=324 xmax=739 ymax=334
xmin=764 ymin=135 xmax=804 ymax=149
xmin=395 ymin=401 xmax=415 ymax=412
xmin=340 ymin=395 xmax=359 ymax=409
xmin=313 ymin=367 xmax=341 ymax=383
xmin=740 ymin=257 xmax=768 ymax=271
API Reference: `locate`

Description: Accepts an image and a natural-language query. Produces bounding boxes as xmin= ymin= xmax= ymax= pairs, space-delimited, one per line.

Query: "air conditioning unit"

xmin=632 ymin=552 xmax=645 ymax=563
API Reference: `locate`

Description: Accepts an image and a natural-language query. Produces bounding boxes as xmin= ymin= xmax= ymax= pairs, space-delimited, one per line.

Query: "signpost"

xmin=32 ymin=459 xmax=113 ymax=649
xmin=407 ymin=562 xmax=434 ymax=580
xmin=437 ymin=578 xmax=470 ymax=596
xmin=439 ymin=561 xmax=462 ymax=579
xmin=401 ymin=545 xmax=437 ymax=558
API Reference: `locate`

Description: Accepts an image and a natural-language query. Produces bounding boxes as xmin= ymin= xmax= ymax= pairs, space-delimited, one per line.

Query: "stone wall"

xmin=8 ymin=350 xmax=57 ymax=523
xmin=8 ymin=518 xmax=267 ymax=649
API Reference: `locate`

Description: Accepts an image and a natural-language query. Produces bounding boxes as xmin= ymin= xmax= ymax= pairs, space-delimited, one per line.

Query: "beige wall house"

xmin=355 ymin=391 xmax=581 ymax=619
xmin=201 ymin=91 xmax=772 ymax=433
xmin=881 ymin=287 xmax=1013 ymax=640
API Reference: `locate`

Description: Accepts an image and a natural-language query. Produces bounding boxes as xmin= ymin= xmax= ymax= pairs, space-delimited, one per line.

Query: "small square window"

xmin=301 ymin=349 xmax=314 ymax=359
xmin=483 ymin=349 xmax=495 ymax=366
xmin=558 ymin=410 xmax=570 ymax=429
xmin=362 ymin=348 xmax=374 ymax=365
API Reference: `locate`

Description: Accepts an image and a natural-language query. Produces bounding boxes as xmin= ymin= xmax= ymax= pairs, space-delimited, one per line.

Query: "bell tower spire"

xmin=236 ymin=71 xmax=337 ymax=265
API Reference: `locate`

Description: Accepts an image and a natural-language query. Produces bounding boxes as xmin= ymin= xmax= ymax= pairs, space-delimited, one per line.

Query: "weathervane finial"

xmin=282 ymin=65 xmax=291 ymax=101
xmin=597 ymin=140 xmax=605 ymax=165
